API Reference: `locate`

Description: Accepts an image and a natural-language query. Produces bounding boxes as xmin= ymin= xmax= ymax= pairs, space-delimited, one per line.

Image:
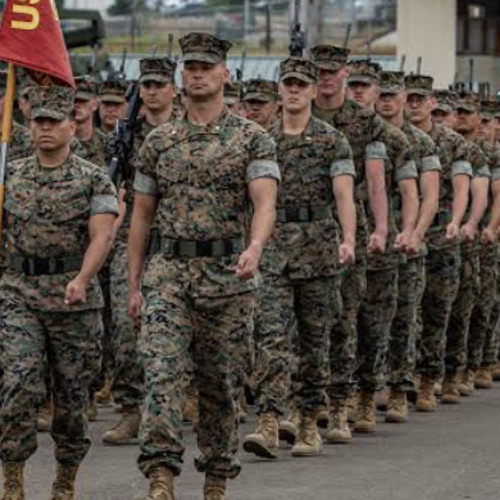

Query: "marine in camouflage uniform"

xmin=97 ymin=79 xmax=128 ymax=135
xmin=0 ymin=86 xmax=118 ymax=499
xmin=406 ymin=76 xmax=472 ymax=412
xmin=243 ymin=57 xmax=356 ymax=459
xmin=242 ymin=79 xmax=279 ymax=130
xmin=103 ymin=56 xmax=177 ymax=446
xmin=376 ymin=72 xmax=441 ymax=421
xmin=346 ymin=61 xmax=418 ymax=434
xmin=466 ymin=101 xmax=500 ymax=387
xmin=223 ymin=81 xmax=243 ymax=115
xmin=129 ymin=33 xmax=280 ymax=500
xmin=310 ymin=46 xmax=388 ymax=427
xmin=443 ymin=91 xmax=490 ymax=401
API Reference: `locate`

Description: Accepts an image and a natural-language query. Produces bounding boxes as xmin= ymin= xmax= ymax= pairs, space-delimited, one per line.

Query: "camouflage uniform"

xmin=445 ymin=92 xmax=490 ymax=376
xmin=109 ymin=57 xmax=176 ymax=412
xmin=97 ymin=79 xmax=128 ymax=134
xmin=0 ymin=86 xmax=118 ymax=465
xmin=411 ymin=78 xmax=472 ymax=379
xmin=467 ymin=138 xmax=500 ymax=371
xmin=386 ymin=71 xmax=442 ymax=392
xmin=252 ymin=58 xmax=355 ymax=418
xmin=345 ymin=62 xmax=418 ymax=394
xmin=133 ymin=33 xmax=280 ymax=479
xmin=311 ymin=45 xmax=386 ymax=402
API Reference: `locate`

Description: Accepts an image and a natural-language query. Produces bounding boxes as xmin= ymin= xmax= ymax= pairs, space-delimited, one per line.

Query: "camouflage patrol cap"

xmin=347 ymin=60 xmax=382 ymax=85
xmin=98 ymin=79 xmax=127 ymax=104
xmin=379 ymin=71 xmax=405 ymax=94
xmin=140 ymin=57 xmax=176 ymax=84
xmin=75 ymin=75 xmax=97 ymax=101
xmin=455 ymin=90 xmax=480 ymax=113
xmin=30 ymin=85 xmax=75 ymax=120
xmin=18 ymin=70 xmax=36 ymax=99
xmin=279 ymin=57 xmax=318 ymax=84
xmin=243 ymin=79 xmax=278 ymax=103
xmin=310 ymin=45 xmax=350 ymax=72
xmin=223 ymin=81 xmax=241 ymax=105
xmin=405 ymin=75 xmax=434 ymax=96
xmin=433 ymin=89 xmax=458 ymax=113
xmin=480 ymin=100 xmax=496 ymax=120
xmin=179 ymin=32 xmax=232 ymax=64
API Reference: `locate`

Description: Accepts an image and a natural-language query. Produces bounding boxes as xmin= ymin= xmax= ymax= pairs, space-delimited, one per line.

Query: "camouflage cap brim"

xmin=183 ymin=52 xmax=221 ymax=64
xmin=406 ymin=88 xmax=432 ymax=97
xmin=99 ymin=94 xmax=126 ymax=104
xmin=434 ymin=103 xmax=453 ymax=113
xmin=223 ymin=96 xmax=237 ymax=105
xmin=243 ymin=92 xmax=275 ymax=103
xmin=348 ymin=75 xmax=377 ymax=85
xmin=315 ymin=61 xmax=344 ymax=72
xmin=281 ymin=72 xmax=315 ymax=84
xmin=380 ymin=84 xmax=404 ymax=95
xmin=31 ymin=108 xmax=67 ymax=121
xmin=75 ymin=91 xmax=95 ymax=101
xmin=481 ymin=111 xmax=494 ymax=120
xmin=455 ymin=103 xmax=477 ymax=112
xmin=140 ymin=73 xmax=170 ymax=84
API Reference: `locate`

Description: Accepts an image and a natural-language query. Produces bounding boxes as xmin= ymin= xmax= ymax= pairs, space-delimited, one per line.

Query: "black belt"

xmin=157 ymin=237 xmax=245 ymax=258
xmin=277 ymin=205 xmax=332 ymax=223
xmin=8 ymin=255 xmax=84 ymax=276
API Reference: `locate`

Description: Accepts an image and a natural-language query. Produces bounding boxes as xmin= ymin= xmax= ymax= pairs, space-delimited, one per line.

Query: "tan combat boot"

xmin=139 ymin=465 xmax=175 ymax=500
xmin=85 ymin=397 xmax=98 ymax=422
xmin=415 ymin=375 xmax=438 ymax=412
xmin=474 ymin=367 xmax=493 ymax=389
xmin=325 ymin=400 xmax=352 ymax=444
xmin=95 ymin=377 xmax=113 ymax=405
xmin=492 ymin=363 xmax=500 ymax=381
xmin=385 ymin=390 xmax=408 ymax=423
xmin=434 ymin=378 xmax=443 ymax=397
xmin=204 ymin=475 xmax=226 ymax=500
xmin=441 ymin=373 xmax=461 ymax=404
xmin=346 ymin=393 xmax=358 ymax=423
xmin=291 ymin=411 xmax=322 ymax=457
xmin=278 ymin=404 xmax=300 ymax=446
xmin=2 ymin=462 xmax=24 ymax=500
xmin=50 ymin=462 xmax=78 ymax=500
xmin=243 ymin=412 xmax=279 ymax=459
xmin=354 ymin=390 xmax=376 ymax=433
xmin=37 ymin=399 xmax=52 ymax=433
xmin=102 ymin=406 xmax=141 ymax=445
xmin=459 ymin=369 xmax=475 ymax=397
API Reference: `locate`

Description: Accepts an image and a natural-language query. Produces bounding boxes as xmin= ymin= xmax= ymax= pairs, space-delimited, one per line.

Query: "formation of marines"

xmin=1 ymin=30 xmax=500 ymax=500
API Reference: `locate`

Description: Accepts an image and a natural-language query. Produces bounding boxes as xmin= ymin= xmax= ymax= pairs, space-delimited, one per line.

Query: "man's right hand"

xmin=367 ymin=230 xmax=387 ymax=254
xmin=128 ymin=287 xmax=143 ymax=322
xmin=446 ymin=221 xmax=460 ymax=242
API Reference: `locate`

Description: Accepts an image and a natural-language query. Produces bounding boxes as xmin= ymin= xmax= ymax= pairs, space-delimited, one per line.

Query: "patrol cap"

xmin=310 ymin=45 xmax=350 ymax=72
xmin=75 ymin=75 xmax=97 ymax=101
xmin=223 ymin=81 xmax=241 ymax=106
xmin=243 ymin=79 xmax=278 ymax=103
xmin=379 ymin=71 xmax=405 ymax=94
xmin=279 ymin=57 xmax=318 ymax=84
xmin=30 ymin=85 xmax=75 ymax=121
xmin=347 ymin=60 xmax=381 ymax=85
xmin=179 ymin=32 xmax=232 ymax=64
xmin=405 ymin=75 xmax=434 ymax=96
xmin=433 ymin=89 xmax=458 ymax=113
xmin=140 ymin=57 xmax=176 ymax=84
xmin=455 ymin=90 xmax=480 ymax=113
xmin=98 ymin=79 xmax=127 ymax=104
xmin=17 ymin=70 xmax=36 ymax=99
xmin=480 ymin=100 xmax=496 ymax=120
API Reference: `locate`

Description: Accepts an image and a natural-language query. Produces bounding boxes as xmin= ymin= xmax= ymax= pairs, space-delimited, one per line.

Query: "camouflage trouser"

xmin=387 ymin=256 xmax=426 ymax=392
xmin=0 ymin=300 xmax=101 ymax=464
xmin=138 ymin=286 xmax=255 ymax=479
xmin=110 ymin=239 xmax=144 ymax=408
xmin=467 ymin=244 xmax=498 ymax=371
xmin=444 ymin=246 xmax=480 ymax=375
xmin=356 ymin=266 xmax=399 ymax=393
xmin=418 ymin=246 xmax=461 ymax=377
xmin=254 ymin=274 xmax=339 ymax=415
xmin=90 ymin=263 xmax=114 ymax=395
xmin=480 ymin=253 xmax=500 ymax=368
xmin=327 ymin=261 xmax=366 ymax=402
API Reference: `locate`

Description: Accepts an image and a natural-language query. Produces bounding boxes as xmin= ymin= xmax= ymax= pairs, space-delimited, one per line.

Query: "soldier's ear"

xmin=222 ymin=65 xmax=230 ymax=84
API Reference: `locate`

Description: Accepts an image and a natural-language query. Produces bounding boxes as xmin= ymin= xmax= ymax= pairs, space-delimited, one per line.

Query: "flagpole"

xmin=0 ymin=62 xmax=15 ymax=249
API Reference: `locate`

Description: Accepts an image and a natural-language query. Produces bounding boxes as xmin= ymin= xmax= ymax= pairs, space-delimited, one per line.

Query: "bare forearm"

xmin=77 ymin=231 xmax=113 ymax=285
xmin=400 ymin=182 xmax=419 ymax=234
xmin=467 ymin=178 xmax=489 ymax=226
xmin=249 ymin=204 xmax=276 ymax=251
xmin=452 ymin=177 xmax=470 ymax=225
xmin=334 ymin=177 xmax=356 ymax=244
xmin=128 ymin=220 xmax=151 ymax=291
xmin=488 ymin=182 xmax=500 ymax=231
xmin=366 ymin=161 xmax=388 ymax=234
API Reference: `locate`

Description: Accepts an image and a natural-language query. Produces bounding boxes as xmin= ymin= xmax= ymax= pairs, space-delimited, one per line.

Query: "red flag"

xmin=0 ymin=0 xmax=74 ymax=87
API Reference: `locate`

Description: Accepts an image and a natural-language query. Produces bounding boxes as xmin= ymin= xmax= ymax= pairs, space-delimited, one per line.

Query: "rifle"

xmin=107 ymin=81 xmax=142 ymax=188
xmin=236 ymin=49 xmax=246 ymax=83
xmin=469 ymin=58 xmax=474 ymax=92
xmin=343 ymin=23 xmax=352 ymax=49
xmin=416 ymin=56 xmax=422 ymax=75
xmin=399 ymin=54 xmax=406 ymax=72
xmin=289 ymin=0 xmax=306 ymax=57
xmin=167 ymin=34 xmax=174 ymax=59
xmin=87 ymin=44 xmax=97 ymax=75
xmin=117 ymin=48 xmax=128 ymax=80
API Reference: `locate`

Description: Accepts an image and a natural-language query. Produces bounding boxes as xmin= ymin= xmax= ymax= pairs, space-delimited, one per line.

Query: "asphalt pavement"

xmin=13 ymin=385 xmax=500 ymax=500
